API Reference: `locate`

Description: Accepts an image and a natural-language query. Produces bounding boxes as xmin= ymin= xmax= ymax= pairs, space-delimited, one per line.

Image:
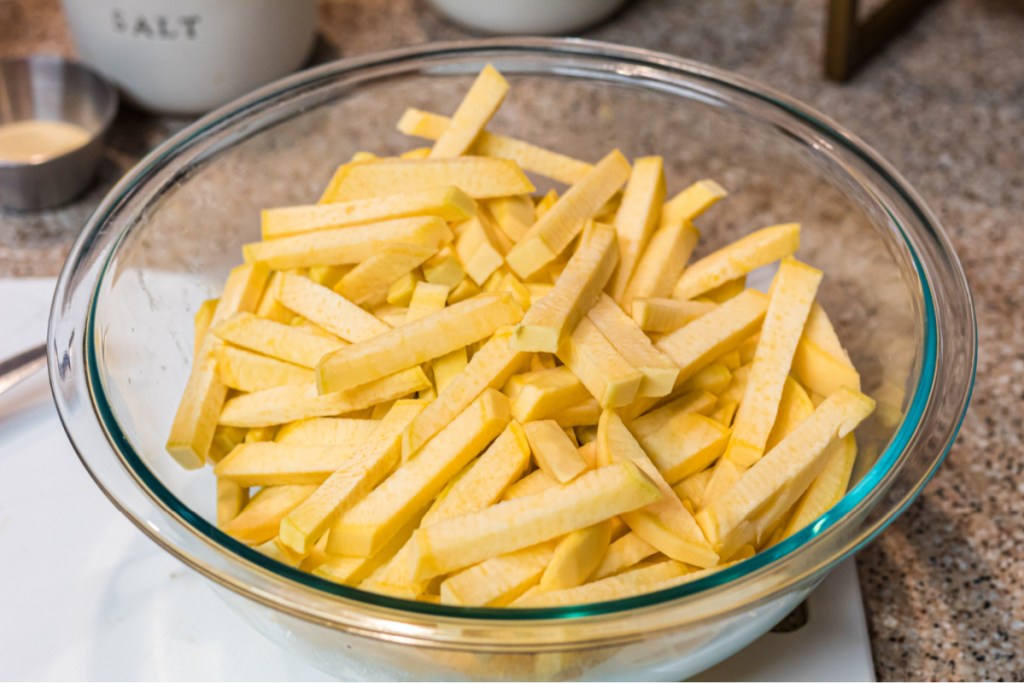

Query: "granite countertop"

xmin=2 ymin=0 xmax=1021 ymax=679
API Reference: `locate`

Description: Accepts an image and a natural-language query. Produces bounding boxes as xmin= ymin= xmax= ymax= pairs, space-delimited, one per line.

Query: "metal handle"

xmin=0 ymin=343 xmax=47 ymax=397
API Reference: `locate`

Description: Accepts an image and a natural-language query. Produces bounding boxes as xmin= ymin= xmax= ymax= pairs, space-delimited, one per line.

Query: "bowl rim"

xmin=49 ymin=37 xmax=976 ymax=637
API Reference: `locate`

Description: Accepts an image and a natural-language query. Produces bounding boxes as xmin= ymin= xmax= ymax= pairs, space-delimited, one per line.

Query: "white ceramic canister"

xmin=426 ymin=0 xmax=628 ymax=35
xmin=62 ymin=0 xmax=316 ymax=115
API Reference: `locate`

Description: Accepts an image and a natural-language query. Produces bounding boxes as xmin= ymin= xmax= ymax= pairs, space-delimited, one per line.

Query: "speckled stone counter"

xmin=2 ymin=0 xmax=1021 ymax=679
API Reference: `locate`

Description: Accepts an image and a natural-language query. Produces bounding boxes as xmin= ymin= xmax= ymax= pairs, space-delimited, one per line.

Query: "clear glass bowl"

xmin=49 ymin=39 xmax=975 ymax=681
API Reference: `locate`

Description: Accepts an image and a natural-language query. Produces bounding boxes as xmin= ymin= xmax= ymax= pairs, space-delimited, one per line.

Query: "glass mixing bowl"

xmin=49 ymin=39 xmax=975 ymax=680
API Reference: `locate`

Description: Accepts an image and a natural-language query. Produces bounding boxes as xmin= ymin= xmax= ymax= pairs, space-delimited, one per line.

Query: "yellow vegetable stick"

xmin=219 ymin=367 xmax=430 ymax=428
xmin=316 ymin=293 xmax=523 ymax=394
xmin=221 ymin=484 xmax=317 ymax=545
xmin=535 ymin=189 xmax=559 ymax=216
xmin=549 ymin=398 xmax=601 ymax=428
xmin=538 ymin=519 xmax=613 ymax=591
xmin=512 ymin=560 xmax=689 ymax=607
xmin=278 ymin=400 xmax=426 ymax=553
xmin=334 ymin=243 xmax=437 ymax=307
xmin=710 ymin=398 xmax=739 ymax=428
xmin=586 ymin=295 xmax=678 ymax=398
xmin=619 ymin=220 xmax=699 ymax=309
xmin=276 ymin=272 xmax=391 ymax=342
xmin=440 ymin=541 xmax=559 ymax=606
xmin=261 ymin=186 xmax=475 ymax=239
xmin=397 ymin=108 xmax=592 ymax=185
xmin=511 ymin=222 xmax=619 ymax=352
xmin=411 ymin=462 xmax=662 ymax=581
xmin=510 ymin=366 xmax=591 ymax=422
xmin=655 ymin=289 xmax=769 ymax=386
xmin=557 ymin=316 xmax=643 ymax=409
xmin=501 ymin=468 xmax=560 ymax=501
xmin=213 ymin=312 xmax=345 ymax=369
xmin=329 ymin=389 xmax=510 ymax=556
xmin=274 ymin=417 xmax=378 ymax=445
xmin=401 ymin=147 xmax=431 ymax=159
xmin=659 ymin=178 xmax=728 ymax=228
xmin=323 ymin=157 xmax=535 ymax=202
xmin=255 ymin=272 xmax=296 ymax=324
xmin=523 ymin=420 xmax=589 ymax=484
xmin=678 ymin=361 xmax=733 ymax=395
xmin=696 ymin=388 xmax=875 ymax=557
xmin=627 ymin=389 xmax=718 ymax=441
xmin=765 ymin=377 xmax=816 ymax=452
xmin=216 ymin=479 xmax=248 ymax=527
xmin=591 ymin=531 xmax=658 ymax=580
xmin=446 ymin=277 xmax=480 ymax=304
xmin=486 ymin=195 xmax=535 ymax=242
xmin=597 ymin=411 xmax=718 ymax=568
xmin=454 ymin=215 xmax=504 ymax=286
xmin=421 ymin=422 xmax=532 ymax=526
xmin=782 ymin=433 xmax=857 ymax=538
xmin=697 ymin=276 xmax=746 ymax=304
xmin=430 ymin=64 xmax=510 ymax=158
xmin=421 ymin=246 xmax=466 ymax=290
xmin=631 ymin=297 xmax=716 ymax=334
xmin=403 ymin=328 xmax=529 ymax=457
xmin=722 ymin=259 xmax=823 ymax=469
xmin=316 ymin=505 xmax=429 ymax=586
xmin=672 ymin=223 xmax=800 ymax=300
xmin=672 ymin=469 xmax=713 ymax=511
xmin=609 ymin=156 xmax=666 ymax=300
xmin=386 ymin=270 xmax=421 ymax=307
xmin=506 ymin=150 xmax=630 ymax=279
xmin=432 ymin=346 xmax=468 ymax=393
xmin=193 ymin=298 xmax=218 ymax=358
xmin=243 ymin=216 xmax=452 ymax=271
xmin=207 ymin=425 xmax=247 ymax=464
xmin=406 ymin=281 xmax=450 ymax=321
xmin=638 ymin=413 xmax=731 ymax=484
xmin=168 ymin=263 xmax=270 ymax=468
xmin=214 ymin=442 xmax=359 ymax=486
xmin=215 ymin=345 xmax=313 ymax=393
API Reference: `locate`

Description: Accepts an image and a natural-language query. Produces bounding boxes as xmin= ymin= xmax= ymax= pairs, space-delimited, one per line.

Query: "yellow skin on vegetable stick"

xmin=696 ymin=388 xmax=875 ymax=557
xmin=655 ymin=289 xmax=769 ymax=387
xmin=421 ymin=246 xmax=466 ymax=290
xmin=513 ymin=560 xmax=689 ymax=607
xmin=439 ymin=541 xmax=559 ymax=606
xmin=208 ymin=425 xmax=247 ymax=464
xmin=261 ymin=186 xmax=475 ymax=239
xmin=696 ymin=276 xmax=746 ymax=304
xmin=628 ymin=389 xmax=718 ymax=441
xmin=511 ymin=221 xmax=619 ymax=353
xmin=672 ymin=223 xmax=800 ymax=300
xmin=221 ymin=484 xmax=317 ymax=545
xmin=274 ymin=417 xmax=378 ymax=445
xmin=403 ymin=328 xmax=529 ymax=457
xmin=619 ymin=220 xmax=699 ymax=310
xmin=334 ymin=242 xmax=437 ymax=307
xmin=167 ymin=263 xmax=270 ymax=469
xmin=316 ymin=505 xmax=429 ymax=586
xmin=213 ymin=312 xmax=346 ymax=368
xmin=397 ymin=108 xmax=593 ymax=185
xmin=506 ymin=150 xmax=629 ymax=279
xmin=523 ymin=419 xmax=589 ymax=484
xmin=219 ymin=366 xmax=430 ymax=427
xmin=486 ymin=195 xmax=535 ymax=242
xmin=659 ymin=179 xmax=728 ymax=228
xmin=256 ymin=272 xmax=297 ymax=324
xmin=429 ymin=64 xmax=509 ymax=158
xmin=215 ymin=345 xmax=313 ymax=393
xmin=549 ymin=398 xmax=601 ymax=428
xmin=717 ymin=259 xmax=823 ymax=471
xmin=276 ymin=272 xmax=391 ymax=343
xmin=216 ymin=479 xmax=248 ymax=527
xmin=454 ymin=216 xmax=504 ymax=286
xmin=386 ymin=271 xmax=421 ymax=307
xmin=329 ymin=389 xmax=511 ymax=556
xmin=538 ymin=519 xmax=613 ymax=591
xmin=501 ymin=468 xmax=560 ymax=501
xmin=586 ymin=295 xmax=679 ymax=398
xmin=792 ymin=302 xmax=861 ymax=396
xmin=323 ymin=157 xmax=535 ymax=202
xmin=765 ymin=376 xmax=816 ymax=452
xmin=591 ymin=531 xmax=658 ymax=580
xmin=535 ymin=189 xmax=559 ymax=216
xmin=243 ymin=216 xmax=452 ymax=271
xmin=510 ymin=366 xmax=591 ymax=422
xmin=405 ymin=281 xmax=450 ymax=321
xmin=672 ymin=468 xmax=713 ymax=512
xmin=193 ymin=298 xmax=218 ymax=358
xmin=558 ymin=316 xmax=643 ymax=408
xmin=608 ymin=156 xmax=666 ymax=301
xmin=597 ymin=411 xmax=718 ymax=568
xmin=431 ymin=346 xmax=468 ymax=394
xmin=277 ymin=400 xmax=426 ymax=553
xmin=214 ymin=442 xmax=360 ymax=487
xmin=631 ymin=297 xmax=716 ymax=334
xmin=411 ymin=462 xmax=662 ymax=581
xmin=316 ymin=292 xmax=523 ymax=394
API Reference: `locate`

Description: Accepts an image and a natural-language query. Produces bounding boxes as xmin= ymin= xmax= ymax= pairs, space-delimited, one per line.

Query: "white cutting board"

xmin=0 ymin=278 xmax=874 ymax=681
